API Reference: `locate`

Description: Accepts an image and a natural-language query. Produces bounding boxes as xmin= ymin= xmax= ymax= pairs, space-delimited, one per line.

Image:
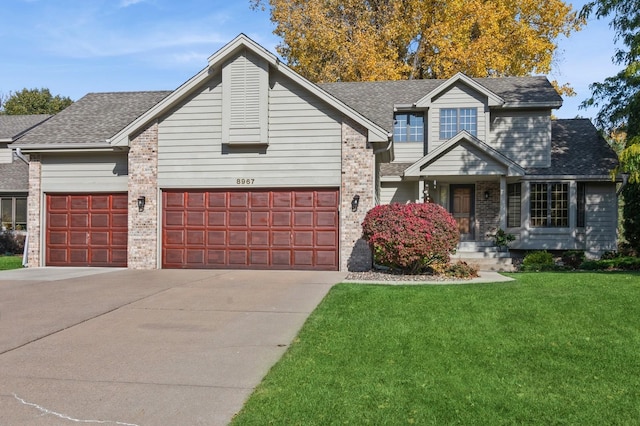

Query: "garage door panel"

xmin=186 ymin=249 xmax=205 ymax=264
xmin=70 ymin=214 xmax=89 ymax=227
xmin=229 ymin=212 xmax=248 ymax=226
xmin=163 ymin=189 xmax=338 ymax=270
xmin=186 ymin=211 xmax=205 ymax=226
xmin=46 ymin=194 xmax=127 ymax=267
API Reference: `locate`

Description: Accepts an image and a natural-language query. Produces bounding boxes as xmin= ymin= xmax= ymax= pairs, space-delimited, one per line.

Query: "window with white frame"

xmin=530 ymin=183 xmax=568 ymax=227
xmin=507 ymin=183 xmax=521 ymax=228
xmin=393 ymin=112 xmax=424 ymax=143
xmin=439 ymin=108 xmax=477 ymax=139
xmin=0 ymin=196 xmax=27 ymax=231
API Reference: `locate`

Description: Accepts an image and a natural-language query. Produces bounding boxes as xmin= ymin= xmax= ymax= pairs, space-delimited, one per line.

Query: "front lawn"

xmin=0 ymin=255 xmax=23 ymax=271
xmin=232 ymin=272 xmax=640 ymax=425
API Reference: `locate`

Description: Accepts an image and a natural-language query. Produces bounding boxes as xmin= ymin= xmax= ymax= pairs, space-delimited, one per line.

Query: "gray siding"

xmin=490 ymin=110 xmax=551 ymax=168
xmin=430 ymin=83 xmax=487 ymax=151
xmin=422 ymin=144 xmax=506 ymax=176
xmin=380 ymin=181 xmax=417 ymax=204
xmin=157 ymin=59 xmax=343 ymax=188
xmin=585 ymin=183 xmax=617 ymax=255
xmin=41 ymin=153 xmax=128 ymax=192
xmin=393 ymin=142 xmax=424 ymax=162
xmin=0 ymin=146 xmax=12 ymax=163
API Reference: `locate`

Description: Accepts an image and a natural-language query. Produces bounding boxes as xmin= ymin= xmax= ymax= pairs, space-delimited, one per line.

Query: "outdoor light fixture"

xmin=351 ymin=194 xmax=360 ymax=212
xmin=137 ymin=196 xmax=146 ymax=212
xmin=484 ymin=191 xmax=490 ymax=200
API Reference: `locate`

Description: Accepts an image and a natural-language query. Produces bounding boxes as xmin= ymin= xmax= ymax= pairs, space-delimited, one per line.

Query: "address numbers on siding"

xmin=236 ymin=178 xmax=255 ymax=185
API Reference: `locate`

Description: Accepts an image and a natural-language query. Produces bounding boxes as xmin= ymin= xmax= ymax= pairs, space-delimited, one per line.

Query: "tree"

xmin=580 ymin=0 xmax=640 ymax=252
xmin=0 ymin=88 xmax=73 ymax=115
xmin=251 ymin=0 xmax=582 ymax=84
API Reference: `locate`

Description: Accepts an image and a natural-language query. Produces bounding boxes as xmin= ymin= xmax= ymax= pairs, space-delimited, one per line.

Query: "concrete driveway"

xmin=0 ymin=268 xmax=345 ymax=425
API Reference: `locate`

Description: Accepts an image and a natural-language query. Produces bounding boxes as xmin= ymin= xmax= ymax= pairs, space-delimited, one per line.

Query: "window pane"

xmin=393 ymin=113 xmax=408 ymax=142
xmin=439 ymin=108 xmax=457 ymax=139
xmin=1 ymin=198 xmax=12 ymax=230
xmin=530 ymin=183 xmax=547 ymax=227
xmin=408 ymin=113 xmax=424 ymax=142
xmin=459 ymin=108 xmax=477 ymax=136
xmin=507 ymin=183 xmax=521 ymax=228
xmin=15 ymin=198 xmax=27 ymax=231
xmin=551 ymin=183 xmax=568 ymax=227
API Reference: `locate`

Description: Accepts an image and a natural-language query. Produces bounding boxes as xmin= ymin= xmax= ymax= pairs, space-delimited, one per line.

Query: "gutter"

xmin=14 ymin=148 xmax=29 ymax=164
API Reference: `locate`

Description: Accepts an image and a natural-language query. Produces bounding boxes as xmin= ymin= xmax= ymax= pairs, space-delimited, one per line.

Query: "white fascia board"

xmin=415 ymin=72 xmax=504 ymax=108
xmin=522 ymin=175 xmax=614 ymax=181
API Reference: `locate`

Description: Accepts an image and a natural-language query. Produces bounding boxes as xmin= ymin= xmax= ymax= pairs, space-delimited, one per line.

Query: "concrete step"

xmin=454 ymin=256 xmax=515 ymax=272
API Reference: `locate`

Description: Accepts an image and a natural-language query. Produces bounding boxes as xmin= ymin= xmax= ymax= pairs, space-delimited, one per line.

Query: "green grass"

xmin=0 ymin=255 xmax=23 ymax=271
xmin=232 ymin=272 xmax=640 ymax=425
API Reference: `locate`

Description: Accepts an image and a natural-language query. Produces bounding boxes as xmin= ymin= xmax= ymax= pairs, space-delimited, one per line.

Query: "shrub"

xmin=580 ymin=257 xmax=640 ymax=271
xmin=0 ymin=231 xmax=25 ymax=255
xmin=561 ymin=250 xmax=585 ymax=269
xmin=522 ymin=250 xmax=556 ymax=272
xmin=445 ymin=261 xmax=479 ymax=279
xmin=362 ymin=203 xmax=459 ymax=274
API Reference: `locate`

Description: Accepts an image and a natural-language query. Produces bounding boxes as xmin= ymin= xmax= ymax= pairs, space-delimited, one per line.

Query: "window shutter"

xmin=222 ymin=49 xmax=268 ymax=145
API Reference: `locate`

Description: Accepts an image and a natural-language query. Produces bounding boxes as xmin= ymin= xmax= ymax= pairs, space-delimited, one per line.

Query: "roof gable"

xmin=109 ymin=34 xmax=390 ymax=147
xmin=404 ymin=131 xmax=525 ymax=177
xmin=414 ymin=73 xmax=504 ymax=108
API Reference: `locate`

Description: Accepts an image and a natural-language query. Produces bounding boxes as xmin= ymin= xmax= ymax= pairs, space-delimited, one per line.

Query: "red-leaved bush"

xmin=362 ymin=203 xmax=459 ymax=274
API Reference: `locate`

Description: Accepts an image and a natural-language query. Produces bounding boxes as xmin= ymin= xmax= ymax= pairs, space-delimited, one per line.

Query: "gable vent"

xmin=222 ymin=49 xmax=269 ymax=145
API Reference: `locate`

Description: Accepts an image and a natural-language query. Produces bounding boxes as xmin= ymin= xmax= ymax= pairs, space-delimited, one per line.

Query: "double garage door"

xmin=45 ymin=189 xmax=339 ymax=270
xmin=162 ymin=189 xmax=339 ymax=270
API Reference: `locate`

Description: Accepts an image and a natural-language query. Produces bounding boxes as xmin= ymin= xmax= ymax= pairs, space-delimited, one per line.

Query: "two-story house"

xmin=12 ymin=34 xmax=618 ymax=272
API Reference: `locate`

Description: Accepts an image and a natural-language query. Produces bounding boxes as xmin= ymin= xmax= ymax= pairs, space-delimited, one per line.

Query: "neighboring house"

xmin=12 ymin=34 xmax=618 ymax=271
xmin=0 ymin=114 xmax=51 ymax=232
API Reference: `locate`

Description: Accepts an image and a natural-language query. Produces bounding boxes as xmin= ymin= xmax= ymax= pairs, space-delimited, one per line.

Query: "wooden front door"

xmin=450 ymin=185 xmax=475 ymax=240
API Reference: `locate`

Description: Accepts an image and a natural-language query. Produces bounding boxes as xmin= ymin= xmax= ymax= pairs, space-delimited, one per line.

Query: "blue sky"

xmin=1 ymin=0 xmax=621 ymax=120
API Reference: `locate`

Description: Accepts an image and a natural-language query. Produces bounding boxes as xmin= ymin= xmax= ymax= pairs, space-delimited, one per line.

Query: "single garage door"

xmin=163 ymin=189 xmax=339 ymax=270
xmin=46 ymin=194 xmax=128 ymax=267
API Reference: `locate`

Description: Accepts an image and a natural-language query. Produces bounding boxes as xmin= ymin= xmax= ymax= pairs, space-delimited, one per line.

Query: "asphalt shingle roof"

xmin=0 ymin=115 xmax=51 ymax=140
xmin=15 ymin=91 xmax=171 ymax=146
xmin=0 ymin=161 xmax=28 ymax=192
xmin=319 ymin=76 xmax=562 ymax=132
xmin=527 ymin=119 xmax=618 ymax=176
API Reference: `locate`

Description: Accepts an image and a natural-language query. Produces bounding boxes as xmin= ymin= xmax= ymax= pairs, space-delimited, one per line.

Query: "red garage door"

xmin=46 ymin=194 xmax=128 ymax=267
xmin=163 ymin=189 xmax=339 ymax=270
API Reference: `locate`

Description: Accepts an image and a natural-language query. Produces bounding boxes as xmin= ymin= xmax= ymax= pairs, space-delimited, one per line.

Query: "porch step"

xmin=453 ymin=242 xmax=515 ymax=272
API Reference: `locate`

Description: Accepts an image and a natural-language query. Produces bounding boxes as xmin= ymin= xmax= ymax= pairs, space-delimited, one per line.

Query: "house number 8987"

xmin=236 ymin=178 xmax=255 ymax=185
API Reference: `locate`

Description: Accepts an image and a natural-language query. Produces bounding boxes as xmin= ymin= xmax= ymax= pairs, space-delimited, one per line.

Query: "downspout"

xmin=14 ymin=148 xmax=29 ymax=164
xmin=616 ymin=173 xmax=630 ymax=196
xmin=373 ymin=134 xmax=393 ymax=155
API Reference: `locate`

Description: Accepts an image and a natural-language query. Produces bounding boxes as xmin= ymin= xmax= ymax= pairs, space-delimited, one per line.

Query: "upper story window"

xmin=393 ymin=112 xmax=424 ymax=143
xmin=530 ymin=183 xmax=568 ymax=228
xmin=439 ymin=108 xmax=477 ymax=139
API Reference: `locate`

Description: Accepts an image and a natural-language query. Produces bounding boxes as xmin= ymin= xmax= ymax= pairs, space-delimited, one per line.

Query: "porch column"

xmin=418 ymin=179 xmax=425 ymax=202
xmin=499 ymin=175 xmax=507 ymax=229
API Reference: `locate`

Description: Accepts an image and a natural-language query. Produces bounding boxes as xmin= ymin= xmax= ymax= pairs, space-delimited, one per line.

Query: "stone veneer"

xmin=26 ymin=155 xmax=41 ymax=267
xmin=127 ymin=123 xmax=159 ymax=269
xmin=475 ymin=181 xmax=500 ymax=240
xmin=340 ymin=118 xmax=374 ymax=271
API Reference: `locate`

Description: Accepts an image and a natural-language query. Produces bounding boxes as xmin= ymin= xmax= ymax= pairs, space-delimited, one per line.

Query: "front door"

xmin=450 ymin=185 xmax=475 ymax=241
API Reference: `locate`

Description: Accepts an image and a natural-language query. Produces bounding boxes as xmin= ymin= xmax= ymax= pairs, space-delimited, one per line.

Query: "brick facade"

xmin=26 ymin=155 xmax=41 ymax=267
xmin=475 ymin=181 xmax=500 ymax=241
xmin=127 ymin=123 xmax=159 ymax=269
xmin=340 ymin=118 xmax=374 ymax=271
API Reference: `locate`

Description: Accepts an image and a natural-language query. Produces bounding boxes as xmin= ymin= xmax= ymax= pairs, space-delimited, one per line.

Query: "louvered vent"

xmin=222 ymin=49 xmax=268 ymax=145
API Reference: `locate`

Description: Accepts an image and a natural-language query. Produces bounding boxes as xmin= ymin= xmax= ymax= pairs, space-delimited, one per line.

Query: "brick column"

xmin=340 ymin=119 xmax=374 ymax=271
xmin=26 ymin=155 xmax=42 ymax=267
xmin=476 ymin=180 xmax=500 ymax=241
xmin=128 ymin=123 xmax=159 ymax=269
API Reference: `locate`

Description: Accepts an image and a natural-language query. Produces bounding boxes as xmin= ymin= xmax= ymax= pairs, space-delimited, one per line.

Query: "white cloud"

xmin=119 ymin=0 xmax=147 ymax=7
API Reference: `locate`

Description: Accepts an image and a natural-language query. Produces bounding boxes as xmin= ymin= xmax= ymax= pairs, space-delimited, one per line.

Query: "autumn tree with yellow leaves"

xmin=251 ymin=0 xmax=582 ymax=84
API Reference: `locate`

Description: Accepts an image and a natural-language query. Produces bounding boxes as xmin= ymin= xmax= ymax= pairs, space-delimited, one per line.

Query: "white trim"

xmin=415 ymin=73 xmax=504 ymax=108
xmin=404 ymin=131 xmax=525 ymax=177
